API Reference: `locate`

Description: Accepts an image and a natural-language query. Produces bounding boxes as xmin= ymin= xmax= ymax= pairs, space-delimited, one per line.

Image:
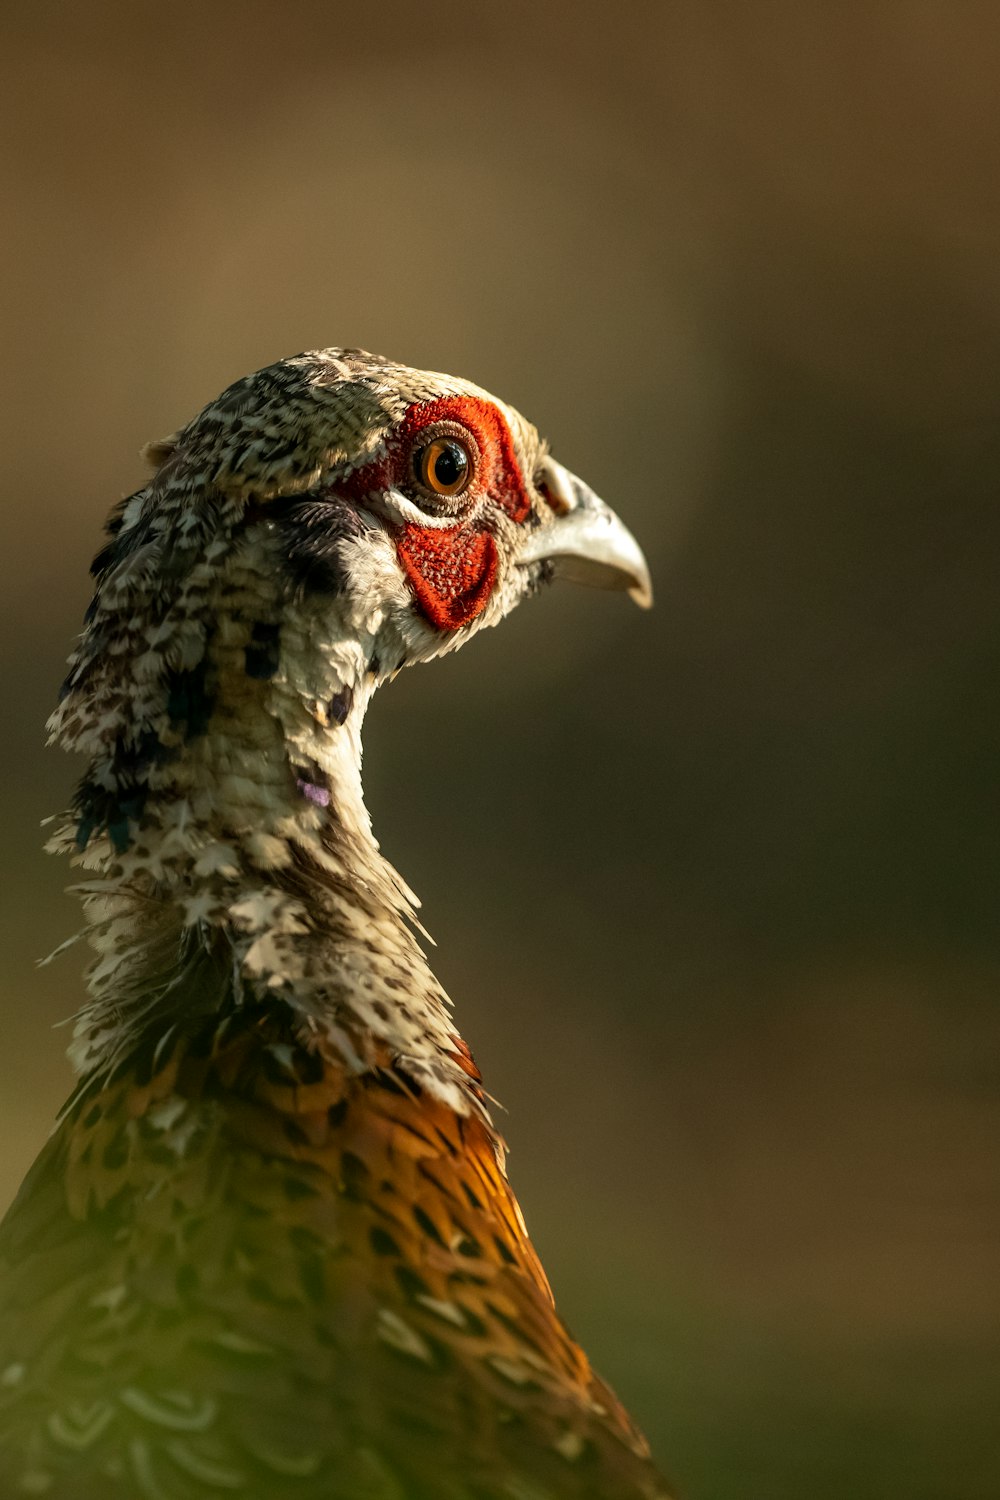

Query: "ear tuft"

xmin=141 ymin=432 xmax=182 ymax=470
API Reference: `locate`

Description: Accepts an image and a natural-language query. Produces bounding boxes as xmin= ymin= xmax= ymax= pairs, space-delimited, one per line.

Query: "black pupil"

xmin=432 ymin=442 xmax=467 ymax=489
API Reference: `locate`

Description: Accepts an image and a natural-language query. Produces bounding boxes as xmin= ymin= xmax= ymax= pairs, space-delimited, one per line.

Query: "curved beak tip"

xmin=629 ymin=571 xmax=654 ymax=610
xmin=518 ymin=457 xmax=654 ymax=612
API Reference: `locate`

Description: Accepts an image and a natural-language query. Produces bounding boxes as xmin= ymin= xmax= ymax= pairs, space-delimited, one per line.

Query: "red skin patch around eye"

xmin=331 ymin=395 xmax=531 ymax=632
xmin=395 ymin=396 xmax=528 ymax=630
xmin=396 ymin=396 xmax=532 ymax=526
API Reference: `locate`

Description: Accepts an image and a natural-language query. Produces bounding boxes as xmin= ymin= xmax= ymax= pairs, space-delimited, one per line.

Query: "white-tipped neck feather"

xmin=48 ymin=526 xmax=479 ymax=1115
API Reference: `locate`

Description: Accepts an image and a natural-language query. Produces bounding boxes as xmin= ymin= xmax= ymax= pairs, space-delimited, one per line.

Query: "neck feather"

xmin=48 ymin=523 xmax=479 ymax=1115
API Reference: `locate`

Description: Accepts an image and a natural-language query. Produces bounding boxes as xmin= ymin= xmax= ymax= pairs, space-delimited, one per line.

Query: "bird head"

xmin=56 ymin=348 xmax=651 ymax=840
xmin=137 ymin=347 xmax=650 ymax=664
xmin=59 ymin=347 xmax=652 ymax=816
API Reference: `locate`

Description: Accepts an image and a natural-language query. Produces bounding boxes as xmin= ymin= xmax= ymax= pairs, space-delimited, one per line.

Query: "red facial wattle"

xmin=395 ymin=524 xmax=499 ymax=631
xmin=390 ymin=395 xmax=532 ymax=631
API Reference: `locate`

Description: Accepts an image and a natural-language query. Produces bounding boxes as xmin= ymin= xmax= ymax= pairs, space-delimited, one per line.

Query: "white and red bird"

xmin=0 ymin=350 xmax=667 ymax=1499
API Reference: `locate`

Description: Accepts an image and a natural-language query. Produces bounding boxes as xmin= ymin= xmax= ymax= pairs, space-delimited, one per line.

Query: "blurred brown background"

xmin=2 ymin=2 xmax=999 ymax=1495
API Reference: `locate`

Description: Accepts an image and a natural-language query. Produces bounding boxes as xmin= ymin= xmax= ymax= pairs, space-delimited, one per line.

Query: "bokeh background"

xmin=2 ymin=3 xmax=999 ymax=1495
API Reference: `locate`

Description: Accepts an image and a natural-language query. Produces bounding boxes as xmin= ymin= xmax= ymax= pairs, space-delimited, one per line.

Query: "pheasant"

xmin=0 ymin=349 xmax=667 ymax=1499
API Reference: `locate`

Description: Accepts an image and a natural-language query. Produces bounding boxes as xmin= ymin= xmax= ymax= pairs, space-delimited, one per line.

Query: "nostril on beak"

xmin=537 ymin=455 xmax=577 ymax=516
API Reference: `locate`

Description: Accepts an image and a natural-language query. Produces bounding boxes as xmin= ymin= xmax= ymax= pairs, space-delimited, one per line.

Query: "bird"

xmin=0 ymin=348 xmax=667 ymax=1499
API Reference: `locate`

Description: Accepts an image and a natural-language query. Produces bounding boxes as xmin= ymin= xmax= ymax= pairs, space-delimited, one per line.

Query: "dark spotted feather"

xmin=0 ymin=1006 xmax=671 ymax=1499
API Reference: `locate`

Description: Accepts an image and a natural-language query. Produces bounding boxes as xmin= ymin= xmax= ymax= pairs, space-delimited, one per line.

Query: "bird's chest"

xmin=1 ymin=1028 xmax=623 ymax=1497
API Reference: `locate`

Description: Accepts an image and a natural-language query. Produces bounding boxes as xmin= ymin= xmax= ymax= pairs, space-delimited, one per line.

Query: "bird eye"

xmin=414 ymin=437 xmax=474 ymax=499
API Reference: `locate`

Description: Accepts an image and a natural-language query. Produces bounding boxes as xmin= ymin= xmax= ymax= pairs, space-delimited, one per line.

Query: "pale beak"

xmin=518 ymin=455 xmax=653 ymax=609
